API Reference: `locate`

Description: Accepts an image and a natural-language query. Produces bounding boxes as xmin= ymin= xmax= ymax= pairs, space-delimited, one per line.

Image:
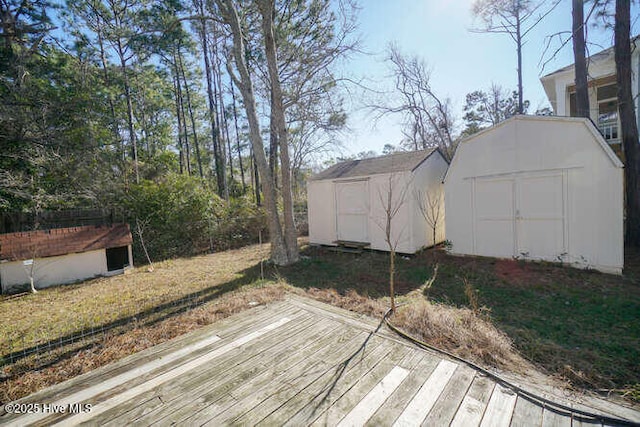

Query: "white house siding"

xmin=541 ymin=43 xmax=640 ymax=133
xmin=445 ymin=116 xmax=623 ymax=274
xmin=0 ymin=249 xmax=109 ymax=293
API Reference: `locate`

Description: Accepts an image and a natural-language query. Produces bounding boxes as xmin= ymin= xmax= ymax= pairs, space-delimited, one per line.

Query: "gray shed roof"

xmin=310 ymin=148 xmax=439 ymax=181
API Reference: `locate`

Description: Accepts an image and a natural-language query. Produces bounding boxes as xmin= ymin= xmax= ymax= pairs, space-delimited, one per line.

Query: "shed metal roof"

xmin=0 ymin=224 xmax=133 ymax=262
xmin=310 ymin=148 xmax=439 ymax=181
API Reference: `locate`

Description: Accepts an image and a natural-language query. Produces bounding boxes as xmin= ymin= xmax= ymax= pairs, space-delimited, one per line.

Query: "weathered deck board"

xmin=480 ymin=384 xmax=519 ymax=427
xmin=510 ymin=396 xmax=544 ymax=427
xmin=420 ymin=363 xmax=476 ymax=426
xmin=259 ymin=335 xmax=395 ymax=426
xmin=144 ymin=316 xmax=361 ymax=426
xmin=309 ymin=345 xmax=413 ymax=426
xmin=450 ymin=374 xmax=496 ymax=427
xmin=541 ymin=406 xmax=573 ymax=427
xmin=53 ymin=316 xmax=297 ymax=426
xmin=392 ymin=359 xmax=459 ymax=426
xmin=226 ymin=329 xmax=388 ymax=426
xmin=2 ymin=296 xmax=639 ymax=427
xmin=364 ymin=353 xmax=439 ymax=426
xmin=97 ymin=313 xmax=328 ymax=425
xmin=221 ymin=330 xmax=399 ymax=426
xmin=279 ymin=341 xmax=402 ymax=427
xmin=187 ymin=321 xmax=373 ymax=426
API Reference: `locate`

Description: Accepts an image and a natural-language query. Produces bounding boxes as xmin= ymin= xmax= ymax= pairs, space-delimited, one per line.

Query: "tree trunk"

xmin=213 ymin=45 xmax=235 ymax=183
xmin=230 ymin=80 xmax=247 ymax=191
xmin=116 ymin=40 xmax=140 ymax=183
xmin=259 ymin=0 xmax=299 ymax=263
xmin=172 ymin=74 xmax=186 ymax=174
xmin=196 ymin=0 xmax=227 ymax=198
xmin=251 ymin=146 xmax=261 ymax=206
xmin=389 ymin=248 xmax=396 ymax=313
xmin=615 ymin=0 xmax=640 ymax=246
xmin=217 ymin=0 xmax=289 ymax=265
xmin=572 ymin=0 xmax=590 ymax=118
xmin=178 ymin=51 xmax=204 ymax=178
xmin=269 ymin=89 xmax=279 ymax=188
xmin=516 ymin=13 xmax=524 ymax=114
xmin=173 ymin=52 xmax=191 ymax=175
xmin=211 ymin=32 xmax=230 ymax=200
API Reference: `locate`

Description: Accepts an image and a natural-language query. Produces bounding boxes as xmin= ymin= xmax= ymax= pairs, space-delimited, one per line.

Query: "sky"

xmin=340 ymin=0 xmax=640 ymax=156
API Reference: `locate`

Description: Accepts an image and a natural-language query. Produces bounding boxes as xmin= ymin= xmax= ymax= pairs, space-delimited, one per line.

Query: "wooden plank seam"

xmin=336 ymin=366 xmax=409 ymax=427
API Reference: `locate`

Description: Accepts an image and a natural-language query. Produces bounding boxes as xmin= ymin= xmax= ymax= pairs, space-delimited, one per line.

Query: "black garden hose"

xmin=382 ymin=307 xmax=640 ymax=427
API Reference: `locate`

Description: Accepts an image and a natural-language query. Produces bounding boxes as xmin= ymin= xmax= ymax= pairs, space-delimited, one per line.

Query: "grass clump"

xmin=391 ymin=299 xmax=525 ymax=370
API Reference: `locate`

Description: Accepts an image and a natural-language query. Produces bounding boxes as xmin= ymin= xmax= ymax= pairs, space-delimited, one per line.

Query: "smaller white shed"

xmin=0 ymin=224 xmax=134 ymax=293
xmin=444 ymin=115 xmax=623 ymax=274
xmin=308 ymin=149 xmax=449 ymax=254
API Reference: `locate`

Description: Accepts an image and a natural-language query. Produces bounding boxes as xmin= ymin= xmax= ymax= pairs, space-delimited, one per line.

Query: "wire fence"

xmin=0 ymin=282 xmax=239 ymax=368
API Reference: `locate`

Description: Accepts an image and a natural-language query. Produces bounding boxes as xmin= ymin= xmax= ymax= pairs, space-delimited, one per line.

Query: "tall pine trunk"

xmin=230 ymin=81 xmax=247 ymax=191
xmin=196 ymin=0 xmax=227 ymax=198
xmin=211 ymin=31 xmax=230 ymax=200
xmin=516 ymin=12 xmax=524 ymax=114
xmin=116 ymin=39 xmax=140 ymax=184
xmin=172 ymin=73 xmax=186 ymax=174
xmin=615 ymin=0 xmax=640 ymax=246
xmin=178 ymin=51 xmax=204 ymax=178
xmin=572 ymin=0 xmax=590 ymax=118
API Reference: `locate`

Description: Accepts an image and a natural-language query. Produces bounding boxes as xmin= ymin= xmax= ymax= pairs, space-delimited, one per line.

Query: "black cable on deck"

xmin=382 ymin=307 xmax=640 ymax=427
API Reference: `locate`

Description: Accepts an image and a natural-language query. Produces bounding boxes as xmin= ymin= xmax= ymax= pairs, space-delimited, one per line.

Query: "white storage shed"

xmin=308 ymin=149 xmax=449 ymax=254
xmin=444 ymin=115 xmax=623 ymax=274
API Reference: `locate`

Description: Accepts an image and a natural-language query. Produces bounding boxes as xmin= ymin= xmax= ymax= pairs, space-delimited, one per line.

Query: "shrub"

xmin=122 ymin=174 xmax=267 ymax=262
xmin=210 ymin=195 xmax=267 ymax=251
xmin=123 ymin=174 xmax=220 ymax=261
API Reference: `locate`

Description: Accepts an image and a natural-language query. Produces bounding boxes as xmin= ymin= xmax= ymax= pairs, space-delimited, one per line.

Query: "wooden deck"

xmin=1 ymin=296 xmax=639 ymax=426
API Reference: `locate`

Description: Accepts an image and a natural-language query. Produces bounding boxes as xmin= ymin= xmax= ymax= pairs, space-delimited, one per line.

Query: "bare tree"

xmin=371 ymin=44 xmax=457 ymax=160
xmin=375 ymin=173 xmax=411 ymax=313
xmin=215 ymin=0 xmax=292 ymax=265
xmin=415 ymin=187 xmax=444 ymax=253
xmin=471 ymin=0 xmax=560 ymax=114
xmin=572 ymin=0 xmax=590 ymax=118
xmin=258 ymin=0 xmax=299 ymax=263
xmin=614 ymin=0 xmax=640 ymax=246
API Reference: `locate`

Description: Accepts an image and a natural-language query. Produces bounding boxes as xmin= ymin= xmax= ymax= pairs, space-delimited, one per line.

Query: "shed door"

xmin=335 ymin=180 xmax=369 ymax=242
xmin=516 ymin=173 xmax=565 ymax=260
xmin=474 ymin=178 xmax=515 ymax=257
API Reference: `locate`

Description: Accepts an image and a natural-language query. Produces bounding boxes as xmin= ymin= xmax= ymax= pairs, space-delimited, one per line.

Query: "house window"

xmin=106 ymin=246 xmax=130 ymax=271
xmin=597 ymin=84 xmax=619 ymax=144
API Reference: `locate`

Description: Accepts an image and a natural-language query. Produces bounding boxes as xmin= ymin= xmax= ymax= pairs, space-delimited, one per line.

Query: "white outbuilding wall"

xmin=308 ymin=150 xmax=449 ymax=254
xmin=444 ymin=115 xmax=624 ymax=274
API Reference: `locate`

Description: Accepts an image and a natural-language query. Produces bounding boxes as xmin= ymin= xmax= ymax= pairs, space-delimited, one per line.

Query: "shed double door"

xmin=335 ymin=180 xmax=369 ymax=243
xmin=474 ymin=172 xmax=565 ymax=260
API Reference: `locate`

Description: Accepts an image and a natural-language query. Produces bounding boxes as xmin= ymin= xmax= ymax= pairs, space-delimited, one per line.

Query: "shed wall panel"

xmin=411 ymin=153 xmax=448 ymax=250
xmin=445 ymin=117 xmax=623 ymax=274
xmin=0 ymin=249 xmax=109 ymax=293
xmin=308 ymin=180 xmax=336 ymax=246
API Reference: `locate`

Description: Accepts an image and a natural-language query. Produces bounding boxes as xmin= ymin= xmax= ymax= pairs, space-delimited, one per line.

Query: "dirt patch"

xmin=494 ymin=259 xmax=537 ymax=285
